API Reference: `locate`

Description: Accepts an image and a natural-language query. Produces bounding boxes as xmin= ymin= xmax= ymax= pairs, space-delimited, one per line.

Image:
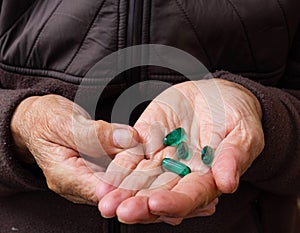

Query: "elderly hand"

xmin=96 ymin=78 xmax=264 ymax=224
xmin=10 ymin=94 xmax=139 ymax=205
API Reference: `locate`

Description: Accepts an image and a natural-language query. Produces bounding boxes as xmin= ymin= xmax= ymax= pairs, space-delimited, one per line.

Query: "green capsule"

xmin=176 ymin=141 xmax=191 ymax=160
xmin=163 ymin=127 xmax=186 ymax=146
xmin=201 ymin=146 xmax=214 ymax=167
xmin=162 ymin=158 xmax=191 ymax=177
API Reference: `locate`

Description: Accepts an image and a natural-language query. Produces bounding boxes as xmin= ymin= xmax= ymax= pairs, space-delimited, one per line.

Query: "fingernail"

xmin=113 ymin=127 xmax=135 ymax=148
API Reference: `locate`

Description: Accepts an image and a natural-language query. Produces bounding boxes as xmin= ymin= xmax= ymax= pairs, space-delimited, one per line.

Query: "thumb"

xmin=211 ymin=125 xmax=261 ymax=193
xmin=73 ymin=119 xmax=140 ymax=158
xmin=211 ymin=142 xmax=242 ymax=194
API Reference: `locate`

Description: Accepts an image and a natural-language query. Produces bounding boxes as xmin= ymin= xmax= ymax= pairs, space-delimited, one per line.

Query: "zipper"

xmin=109 ymin=217 xmax=120 ymax=233
xmin=108 ymin=1 xmax=144 ymax=232
xmin=125 ymin=0 xmax=143 ymax=86
xmin=252 ymin=199 xmax=264 ymax=233
xmin=127 ymin=0 xmax=143 ymax=46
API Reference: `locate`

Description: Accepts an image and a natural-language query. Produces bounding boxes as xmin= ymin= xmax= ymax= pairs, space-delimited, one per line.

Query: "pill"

xmin=163 ymin=127 xmax=186 ymax=146
xmin=201 ymin=146 xmax=214 ymax=167
xmin=162 ymin=158 xmax=191 ymax=177
xmin=176 ymin=141 xmax=191 ymax=160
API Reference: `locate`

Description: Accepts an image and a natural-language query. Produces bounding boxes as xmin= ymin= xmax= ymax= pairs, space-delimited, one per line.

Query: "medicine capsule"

xmin=176 ymin=141 xmax=191 ymax=160
xmin=163 ymin=127 xmax=186 ymax=146
xmin=201 ymin=146 xmax=214 ymax=167
xmin=162 ymin=158 xmax=191 ymax=177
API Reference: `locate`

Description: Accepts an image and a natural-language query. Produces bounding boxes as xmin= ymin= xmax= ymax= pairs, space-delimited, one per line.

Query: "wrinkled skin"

xmin=11 ymin=94 xmax=140 ymax=205
xmin=96 ymin=79 xmax=264 ymax=225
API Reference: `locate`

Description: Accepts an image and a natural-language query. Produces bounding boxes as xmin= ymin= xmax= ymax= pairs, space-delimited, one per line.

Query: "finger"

xmin=117 ymin=173 xmax=181 ymax=224
xmin=136 ymin=172 xmax=181 ymax=196
xmin=98 ymin=159 xmax=162 ymax=218
xmin=185 ymin=197 xmax=219 ymax=218
xmin=73 ymin=119 xmax=141 ymax=158
xmin=117 ymin=196 xmax=159 ymax=224
xmin=101 ymin=146 xmax=175 ymax=194
xmin=98 ymin=188 xmax=136 ymax=218
xmin=134 ymin=120 xmax=167 ymax=158
xmin=115 ymin=172 xmax=180 ymax=223
xmin=95 ymin=145 xmax=145 ymax=200
xmin=144 ymin=198 xmax=218 ymax=225
xmin=98 ymin=149 xmax=163 ymax=218
xmin=104 ymin=148 xmax=178 ymax=221
xmin=148 ymin=171 xmax=220 ymax=218
xmin=155 ymin=216 xmax=183 ymax=226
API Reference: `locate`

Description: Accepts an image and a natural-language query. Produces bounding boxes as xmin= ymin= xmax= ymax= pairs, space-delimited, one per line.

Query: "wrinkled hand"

xmin=96 ymin=78 xmax=264 ymax=224
xmin=11 ymin=94 xmax=139 ymax=205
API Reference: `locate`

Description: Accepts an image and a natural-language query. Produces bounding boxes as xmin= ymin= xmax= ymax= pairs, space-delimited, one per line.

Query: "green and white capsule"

xmin=162 ymin=158 xmax=191 ymax=177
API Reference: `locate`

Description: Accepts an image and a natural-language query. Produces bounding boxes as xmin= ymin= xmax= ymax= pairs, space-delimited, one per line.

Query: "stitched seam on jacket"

xmin=24 ymin=0 xmax=63 ymax=66
xmin=0 ymin=0 xmax=38 ymax=39
xmin=275 ymin=0 xmax=291 ymax=48
xmin=116 ymin=0 xmax=120 ymax=50
xmin=145 ymin=0 xmax=152 ymax=81
xmin=0 ymin=62 xmax=82 ymax=84
xmin=173 ymin=0 xmax=213 ymax=69
xmin=224 ymin=0 xmax=258 ymax=71
xmin=148 ymin=0 xmax=152 ymax=45
xmin=64 ymin=0 xmax=107 ymax=72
